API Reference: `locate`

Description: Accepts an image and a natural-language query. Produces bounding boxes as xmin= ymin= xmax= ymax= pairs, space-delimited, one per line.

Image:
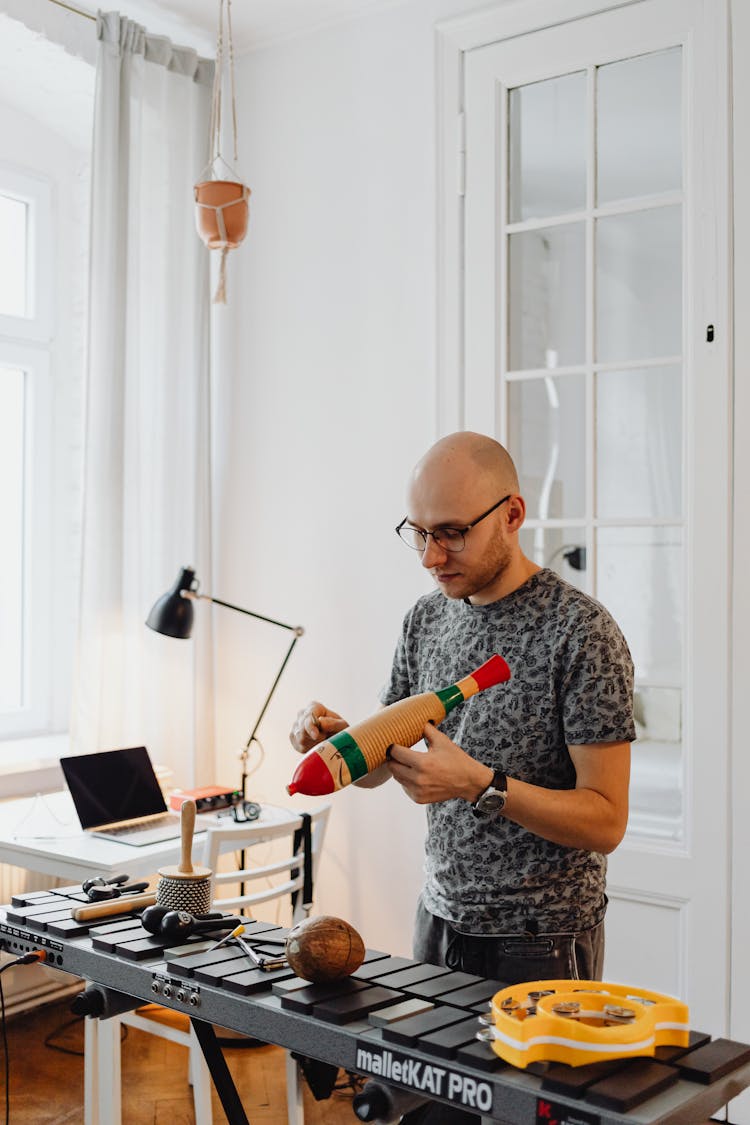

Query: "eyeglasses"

xmin=395 ymin=495 xmax=512 ymax=554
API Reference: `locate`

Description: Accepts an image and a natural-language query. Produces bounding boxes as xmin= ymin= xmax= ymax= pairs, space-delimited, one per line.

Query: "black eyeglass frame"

xmin=395 ymin=494 xmax=512 ymax=554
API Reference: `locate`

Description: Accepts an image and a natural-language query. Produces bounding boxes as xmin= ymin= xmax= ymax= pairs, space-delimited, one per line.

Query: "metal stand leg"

xmin=83 ymin=1016 xmax=98 ymax=1125
xmin=188 ymin=1021 xmax=214 ymax=1123
xmin=191 ymin=1017 xmax=251 ymax=1125
xmin=284 ymin=1050 xmax=305 ymax=1125
xmin=84 ymin=1014 xmax=122 ymax=1125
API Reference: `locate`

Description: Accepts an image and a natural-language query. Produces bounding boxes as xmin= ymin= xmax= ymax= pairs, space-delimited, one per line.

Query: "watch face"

xmin=477 ymin=790 xmax=506 ymax=814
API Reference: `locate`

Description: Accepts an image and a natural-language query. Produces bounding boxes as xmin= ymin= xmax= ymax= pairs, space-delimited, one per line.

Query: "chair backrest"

xmin=201 ymin=803 xmax=331 ymax=924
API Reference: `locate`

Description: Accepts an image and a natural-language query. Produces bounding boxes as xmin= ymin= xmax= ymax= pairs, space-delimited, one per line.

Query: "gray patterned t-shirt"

xmin=380 ymin=569 xmax=635 ymax=934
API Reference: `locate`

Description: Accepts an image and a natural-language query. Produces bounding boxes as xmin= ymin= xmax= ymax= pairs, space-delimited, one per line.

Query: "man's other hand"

xmin=289 ymin=702 xmax=348 ymax=754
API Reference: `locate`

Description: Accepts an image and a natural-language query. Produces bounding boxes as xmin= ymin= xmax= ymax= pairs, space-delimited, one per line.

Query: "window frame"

xmin=0 ymin=164 xmax=53 ymax=342
xmin=0 ymin=166 xmax=57 ymax=739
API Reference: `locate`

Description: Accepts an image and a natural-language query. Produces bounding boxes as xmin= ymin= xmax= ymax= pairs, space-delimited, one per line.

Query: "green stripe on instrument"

xmin=328 ymin=730 xmax=368 ymax=780
xmin=436 ymin=684 xmax=464 ymax=713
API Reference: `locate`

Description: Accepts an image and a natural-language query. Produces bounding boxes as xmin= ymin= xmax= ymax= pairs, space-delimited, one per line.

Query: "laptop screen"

xmin=60 ymin=746 xmax=168 ymax=829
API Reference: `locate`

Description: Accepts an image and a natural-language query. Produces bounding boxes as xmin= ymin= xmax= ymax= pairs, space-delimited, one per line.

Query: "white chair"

xmin=205 ymin=802 xmax=331 ymax=923
xmin=86 ymin=802 xmax=332 ymax=1125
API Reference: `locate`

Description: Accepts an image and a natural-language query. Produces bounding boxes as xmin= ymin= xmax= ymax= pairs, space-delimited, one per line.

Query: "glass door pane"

xmin=508 ymin=374 xmax=586 ymax=518
xmin=596 ymin=207 xmax=682 ymax=363
xmin=596 ymin=366 xmax=682 ymax=519
xmin=0 ymin=194 xmax=28 ymax=318
xmin=508 ymin=223 xmax=586 ymax=370
xmin=597 ymin=525 xmax=683 ymax=683
xmin=597 ymin=48 xmax=682 ymax=205
xmin=509 ymin=72 xmax=587 ymax=221
xmin=0 ymin=367 xmax=26 ymax=710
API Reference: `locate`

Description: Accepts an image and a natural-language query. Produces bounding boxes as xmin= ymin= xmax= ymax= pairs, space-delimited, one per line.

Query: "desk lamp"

xmin=146 ymin=566 xmax=304 ymax=799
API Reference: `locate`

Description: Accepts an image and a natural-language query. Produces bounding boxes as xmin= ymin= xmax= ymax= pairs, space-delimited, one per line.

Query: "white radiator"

xmin=0 ymin=863 xmax=81 ymax=1016
xmin=0 ymin=862 xmax=59 ymax=902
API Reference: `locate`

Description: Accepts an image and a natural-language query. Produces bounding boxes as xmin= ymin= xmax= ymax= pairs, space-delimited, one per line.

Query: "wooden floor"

xmin=3 ymin=999 xmax=364 ymax=1124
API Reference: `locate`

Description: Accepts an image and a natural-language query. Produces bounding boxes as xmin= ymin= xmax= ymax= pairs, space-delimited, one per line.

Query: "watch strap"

xmin=472 ymin=770 xmax=508 ymax=808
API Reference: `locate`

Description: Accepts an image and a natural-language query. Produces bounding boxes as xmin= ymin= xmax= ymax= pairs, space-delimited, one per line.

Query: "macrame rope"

xmin=199 ymin=0 xmax=245 ymax=303
xmin=215 ymin=247 xmax=228 ymax=305
xmin=227 ymin=0 xmax=238 ymax=163
xmin=207 ymin=0 xmax=239 ymax=171
xmin=208 ymin=0 xmax=223 ymax=166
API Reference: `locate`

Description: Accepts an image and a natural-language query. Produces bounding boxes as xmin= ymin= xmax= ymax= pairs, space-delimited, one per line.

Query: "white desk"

xmin=0 ymin=790 xmax=302 ymax=883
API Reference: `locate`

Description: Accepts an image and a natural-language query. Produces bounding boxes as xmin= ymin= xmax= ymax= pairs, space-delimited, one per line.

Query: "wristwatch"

xmin=472 ymin=770 xmax=508 ymax=818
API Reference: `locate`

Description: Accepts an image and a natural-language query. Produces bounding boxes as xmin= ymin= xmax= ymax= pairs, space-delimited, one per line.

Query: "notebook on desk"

xmin=60 ymin=745 xmax=201 ymax=847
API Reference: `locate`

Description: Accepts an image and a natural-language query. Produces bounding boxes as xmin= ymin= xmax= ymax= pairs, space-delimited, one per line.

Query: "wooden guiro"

xmin=287 ymin=653 xmax=511 ymax=796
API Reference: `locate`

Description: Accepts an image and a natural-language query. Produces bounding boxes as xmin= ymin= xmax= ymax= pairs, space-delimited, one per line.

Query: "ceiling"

xmin=77 ymin=0 xmax=402 ymax=55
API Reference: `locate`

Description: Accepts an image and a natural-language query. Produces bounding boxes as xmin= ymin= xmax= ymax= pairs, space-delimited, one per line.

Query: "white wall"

xmin=212 ymin=0 xmax=482 ymax=955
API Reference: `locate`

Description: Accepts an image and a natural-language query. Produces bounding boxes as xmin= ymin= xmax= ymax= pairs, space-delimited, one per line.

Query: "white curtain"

xmin=72 ymin=12 xmax=216 ymax=785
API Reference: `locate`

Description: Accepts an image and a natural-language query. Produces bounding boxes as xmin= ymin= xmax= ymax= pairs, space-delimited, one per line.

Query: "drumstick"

xmin=72 ymin=892 xmax=157 ymax=921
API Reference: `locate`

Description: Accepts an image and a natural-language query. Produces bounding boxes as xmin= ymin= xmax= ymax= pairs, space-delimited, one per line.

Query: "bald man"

xmin=291 ymin=432 xmax=634 ymax=988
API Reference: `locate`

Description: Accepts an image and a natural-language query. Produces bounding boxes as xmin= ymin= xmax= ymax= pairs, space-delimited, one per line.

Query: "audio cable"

xmin=0 ymin=951 xmax=48 ymax=1125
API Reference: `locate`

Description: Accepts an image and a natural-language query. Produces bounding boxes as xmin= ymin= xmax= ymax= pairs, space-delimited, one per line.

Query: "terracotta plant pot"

xmin=194 ymin=179 xmax=250 ymax=249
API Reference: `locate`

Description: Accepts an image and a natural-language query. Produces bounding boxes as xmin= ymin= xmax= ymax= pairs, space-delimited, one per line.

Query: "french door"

xmin=441 ymin=0 xmax=732 ymax=1084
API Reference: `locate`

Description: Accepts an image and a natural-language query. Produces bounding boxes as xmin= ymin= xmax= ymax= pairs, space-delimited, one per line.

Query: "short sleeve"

xmin=379 ymin=617 xmax=412 ymax=707
xmin=559 ymin=604 xmax=637 ymax=746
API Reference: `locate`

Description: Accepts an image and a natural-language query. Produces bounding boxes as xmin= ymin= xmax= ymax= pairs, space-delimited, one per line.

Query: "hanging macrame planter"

xmin=194 ymin=0 xmax=249 ymax=304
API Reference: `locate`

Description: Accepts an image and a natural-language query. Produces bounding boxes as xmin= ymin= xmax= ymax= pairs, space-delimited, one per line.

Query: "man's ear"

xmin=506 ymin=494 xmax=526 ymax=531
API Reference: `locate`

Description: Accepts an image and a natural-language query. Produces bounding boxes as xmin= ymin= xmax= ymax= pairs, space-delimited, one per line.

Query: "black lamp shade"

xmin=146 ymin=567 xmax=196 ymax=639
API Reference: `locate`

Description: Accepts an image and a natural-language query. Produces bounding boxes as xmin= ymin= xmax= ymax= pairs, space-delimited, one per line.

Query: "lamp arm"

xmin=236 ymin=631 xmax=302 ymax=798
xmin=244 ymin=632 xmax=302 ymax=752
xmin=186 ymin=591 xmax=304 ymax=637
xmin=182 ymin=590 xmax=304 ymax=799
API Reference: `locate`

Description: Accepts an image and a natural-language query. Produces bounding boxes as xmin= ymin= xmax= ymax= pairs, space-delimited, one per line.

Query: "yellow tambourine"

xmin=479 ymin=979 xmax=690 ymax=1068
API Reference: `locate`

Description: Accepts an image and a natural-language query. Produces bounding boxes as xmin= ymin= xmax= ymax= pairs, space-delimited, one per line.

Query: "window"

xmin=0 ymin=166 xmax=69 ymax=739
xmin=0 ymin=365 xmax=25 ymax=711
xmin=0 ymin=194 xmax=28 ymax=318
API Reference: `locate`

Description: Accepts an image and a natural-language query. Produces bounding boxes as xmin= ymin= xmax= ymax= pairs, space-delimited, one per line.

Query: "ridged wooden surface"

xmin=349 ymin=693 xmax=446 ymax=770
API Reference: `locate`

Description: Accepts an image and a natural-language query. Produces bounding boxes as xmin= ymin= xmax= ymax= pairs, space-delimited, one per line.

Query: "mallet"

xmin=156 ymin=798 xmax=212 ymax=914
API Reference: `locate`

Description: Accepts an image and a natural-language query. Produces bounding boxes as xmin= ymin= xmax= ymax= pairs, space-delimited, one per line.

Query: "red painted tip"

xmin=470 ymin=653 xmax=511 ymax=691
xmin=287 ymin=748 xmax=336 ymax=796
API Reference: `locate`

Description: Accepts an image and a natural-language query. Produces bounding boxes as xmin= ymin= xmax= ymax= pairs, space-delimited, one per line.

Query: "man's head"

xmin=401 ymin=431 xmax=530 ymax=605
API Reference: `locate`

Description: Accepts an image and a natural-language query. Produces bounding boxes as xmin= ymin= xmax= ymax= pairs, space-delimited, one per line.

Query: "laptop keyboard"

xmin=102 ymin=813 xmax=180 ymax=837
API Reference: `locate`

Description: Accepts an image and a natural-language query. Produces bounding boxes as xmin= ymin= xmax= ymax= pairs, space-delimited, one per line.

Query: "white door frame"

xmin=730 ymin=1 xmax=750 ymax=1113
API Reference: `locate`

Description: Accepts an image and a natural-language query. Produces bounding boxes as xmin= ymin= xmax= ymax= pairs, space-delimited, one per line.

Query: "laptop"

xmin=60 ymin=746 xmax=203 ymax=847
